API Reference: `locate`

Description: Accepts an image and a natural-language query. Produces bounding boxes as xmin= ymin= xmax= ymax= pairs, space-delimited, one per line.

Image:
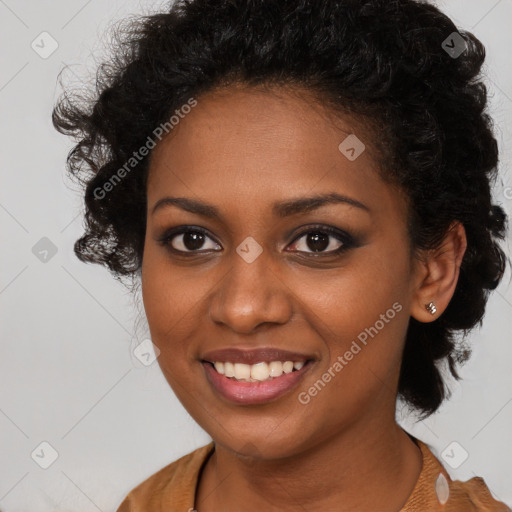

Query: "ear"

xmin=410 ymin=221 xmax=467 ymax=323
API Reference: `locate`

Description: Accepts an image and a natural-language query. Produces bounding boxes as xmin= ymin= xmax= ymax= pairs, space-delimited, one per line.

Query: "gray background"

xmin=1 ymin=0 xmax=511 ymax=510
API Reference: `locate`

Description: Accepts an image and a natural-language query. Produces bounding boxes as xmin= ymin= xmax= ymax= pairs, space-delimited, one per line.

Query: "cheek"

xmin=292 ymin=288 xmax=409 ymax=442
xmin=141 ymin=248 xmax=194 ymax=359
xmin=294 ymin=246 xmax=411 ymax=389
xmin=293 ymin=246 xmax=410 ymax=336
xmin=140 ymin=245 xmax=224 ymax=382
xmin=141 ymin=260 xmax=206 ymax=408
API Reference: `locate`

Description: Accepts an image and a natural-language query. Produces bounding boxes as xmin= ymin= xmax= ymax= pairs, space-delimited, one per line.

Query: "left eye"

xmin=288 ymin=229 xmax=345 ymax=254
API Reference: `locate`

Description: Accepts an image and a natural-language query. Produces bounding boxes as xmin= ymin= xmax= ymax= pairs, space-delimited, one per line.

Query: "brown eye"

xmin=292 ymin=232 xmax=341 ymax=253
xmin=287 ymin=225 xmax=355 ymax=256
xmin=158 ymin=227 xmax=221 ymax=253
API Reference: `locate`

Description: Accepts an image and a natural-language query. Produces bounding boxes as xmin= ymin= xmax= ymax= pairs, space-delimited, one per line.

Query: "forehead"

xmin=146 ymin=85 xmax=402 ymax=220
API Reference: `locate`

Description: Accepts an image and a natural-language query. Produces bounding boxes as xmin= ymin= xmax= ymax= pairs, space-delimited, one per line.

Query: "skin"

xmin=141 ymin=84 xmax=467 ymax=511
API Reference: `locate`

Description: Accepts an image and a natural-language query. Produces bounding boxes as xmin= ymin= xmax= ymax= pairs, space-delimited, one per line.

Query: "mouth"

xmin=204 ymin=359 xmax=309 ymax=382
xmin=201 ymin=358 xmax=315 ymax=405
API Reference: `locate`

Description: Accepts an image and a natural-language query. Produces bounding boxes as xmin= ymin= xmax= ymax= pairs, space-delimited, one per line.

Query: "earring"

xmin=425 ymin=302 xmax=437 ymax=315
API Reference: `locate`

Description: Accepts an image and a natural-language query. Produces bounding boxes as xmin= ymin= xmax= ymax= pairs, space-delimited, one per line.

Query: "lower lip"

xmin=202 ymin=361 xmax=314 ymax=405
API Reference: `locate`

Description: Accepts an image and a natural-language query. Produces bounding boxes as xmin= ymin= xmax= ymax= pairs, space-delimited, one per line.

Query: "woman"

xmin=52 ymin=0 xmax=510 ymax=510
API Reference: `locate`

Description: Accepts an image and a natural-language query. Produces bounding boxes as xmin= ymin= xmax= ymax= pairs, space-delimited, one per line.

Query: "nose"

xmin=208 ymin=248 xmax=293 ymax=334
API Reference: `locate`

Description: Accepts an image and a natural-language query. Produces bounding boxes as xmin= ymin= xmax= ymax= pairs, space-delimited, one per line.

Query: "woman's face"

xmin=142 ymin=85 xmax=422 ymax=458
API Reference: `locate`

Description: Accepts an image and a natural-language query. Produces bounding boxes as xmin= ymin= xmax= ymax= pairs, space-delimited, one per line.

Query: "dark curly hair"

xmin=52 ymin=0 xmax=509 ymax=418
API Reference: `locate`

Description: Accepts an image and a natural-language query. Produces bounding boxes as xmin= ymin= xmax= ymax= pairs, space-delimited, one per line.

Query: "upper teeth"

xmin=213 ymin=361 xmax=305 ymax=381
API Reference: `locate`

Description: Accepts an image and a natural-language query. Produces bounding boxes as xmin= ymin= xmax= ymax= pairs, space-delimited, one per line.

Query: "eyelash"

xmin=157 ymin=224 xmax=357 ymax=258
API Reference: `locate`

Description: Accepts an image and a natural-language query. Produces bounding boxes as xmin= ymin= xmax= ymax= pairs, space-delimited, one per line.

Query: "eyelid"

xmin=288 ymin=223 xmax=351 ymax=242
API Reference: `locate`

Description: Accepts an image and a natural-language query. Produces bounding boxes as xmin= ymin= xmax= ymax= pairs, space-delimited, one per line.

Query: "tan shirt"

xmin=116 ymin=438 xmax=510 ymax=511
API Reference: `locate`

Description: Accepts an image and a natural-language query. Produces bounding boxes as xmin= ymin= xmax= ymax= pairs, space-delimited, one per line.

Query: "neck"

xmin=195 ymin=415 xmax=422 ymax=511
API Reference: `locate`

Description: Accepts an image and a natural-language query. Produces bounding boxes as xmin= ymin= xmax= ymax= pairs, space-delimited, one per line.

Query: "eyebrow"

xmin=151 ymin=192 xmax=370 ymax=219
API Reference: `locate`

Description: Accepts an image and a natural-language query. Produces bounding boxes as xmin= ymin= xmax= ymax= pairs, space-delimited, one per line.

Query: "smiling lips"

xmin=201 ymin=347 xmax=315 ymax=404
xmin=211 ymin=360 xmax=305 ymax=382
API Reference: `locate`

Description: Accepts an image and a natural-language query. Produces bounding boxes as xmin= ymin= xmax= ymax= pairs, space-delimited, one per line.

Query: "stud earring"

xmin=425 ymin=302 xmax=437 ymax=315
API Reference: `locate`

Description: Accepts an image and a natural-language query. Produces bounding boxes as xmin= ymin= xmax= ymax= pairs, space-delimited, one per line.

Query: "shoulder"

xmin=115 ymin=442 xmax=215 ymax=512
xmin=448 ymin=475 xmax=511 ymax=511
xmin=401 ymin=438 xmax=510 ymax=511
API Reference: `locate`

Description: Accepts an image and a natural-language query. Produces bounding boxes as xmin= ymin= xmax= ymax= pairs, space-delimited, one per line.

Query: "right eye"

xmin=157 ymin=226 xmax=222 ymax=254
